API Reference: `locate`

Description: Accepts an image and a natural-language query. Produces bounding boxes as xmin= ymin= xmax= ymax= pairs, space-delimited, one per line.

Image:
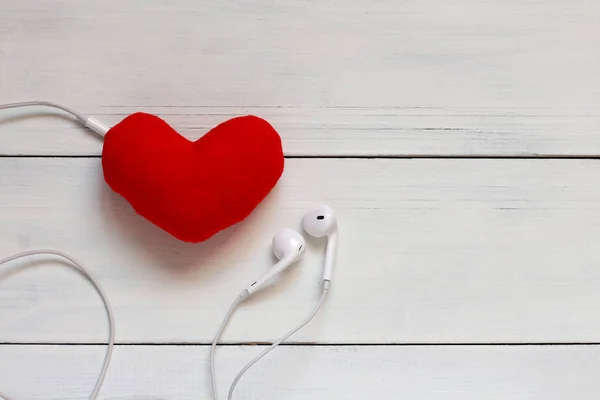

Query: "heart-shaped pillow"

xmin=102 ymin=112 xmax=284 ymax=242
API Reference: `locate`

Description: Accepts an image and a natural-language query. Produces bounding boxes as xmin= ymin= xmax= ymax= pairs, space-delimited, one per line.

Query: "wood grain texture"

xmin=2 ymin=158 xmax=600 ymax=343
xmin=1 ymin=0 xmax=599 ymax=156
xmin=1 ymin=344 xmax=599 ymax=399
xmin=3 ymin=0 xmax=600 ymax=396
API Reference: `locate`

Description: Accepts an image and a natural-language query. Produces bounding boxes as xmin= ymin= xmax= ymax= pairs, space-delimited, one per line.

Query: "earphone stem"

xmin=245 ymin=256 xmax=293 ymax=295
xmin=322 ymin=231 xmax=338 ymax=283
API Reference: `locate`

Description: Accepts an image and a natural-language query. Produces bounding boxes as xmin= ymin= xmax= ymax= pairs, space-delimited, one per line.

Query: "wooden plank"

xmin=1 ymin=344 xmax=599 ymax=399
xmin=1 ymin=158 xmax=600 ymax=343
xmin=1 ymin=0 xmax=599 ymax=156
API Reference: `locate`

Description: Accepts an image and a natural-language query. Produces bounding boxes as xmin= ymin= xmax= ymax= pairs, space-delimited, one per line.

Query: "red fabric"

xmin=102 ymin=112 xmax=284 ymax=242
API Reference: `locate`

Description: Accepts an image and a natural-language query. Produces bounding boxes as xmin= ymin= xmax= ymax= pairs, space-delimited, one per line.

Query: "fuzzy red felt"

xmin=101 ymin=112 xmax=284 ymax=243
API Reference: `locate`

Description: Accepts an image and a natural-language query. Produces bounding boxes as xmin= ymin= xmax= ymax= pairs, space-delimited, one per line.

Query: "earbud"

xmin=244 ymin=228 xmax=306 ymax=295
xmin=302 ymin=205 xmax=338 ymax=284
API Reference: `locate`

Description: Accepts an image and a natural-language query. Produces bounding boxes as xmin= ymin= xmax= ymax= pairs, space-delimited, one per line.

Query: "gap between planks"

xmin=2 ymin=343 xmax=600 ymax=347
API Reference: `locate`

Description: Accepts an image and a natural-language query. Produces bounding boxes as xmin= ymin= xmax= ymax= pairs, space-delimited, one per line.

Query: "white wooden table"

xmin=1 ymin=1 xmax=600 ymax=398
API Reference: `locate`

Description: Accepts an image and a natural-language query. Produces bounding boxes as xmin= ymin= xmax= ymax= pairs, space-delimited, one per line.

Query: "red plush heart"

xmin=101 ymin=112 xmax=284 ymax=242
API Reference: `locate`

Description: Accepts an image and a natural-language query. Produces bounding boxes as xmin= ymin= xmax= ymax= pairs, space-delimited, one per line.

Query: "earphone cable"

xmin=210 ymin=292 xmax=246 ymax=400
xmin=0 ymin=391 xmax=15 ymax=400
xmin=0 ymin=249 xmax=115 ymax=400
xmin=0 ymin=101 xmax=109 ymax=136
xmin=227 ymin=284 xmax=330 ymax=400
xmin=0 ymin=101 xmax=88 ymax=122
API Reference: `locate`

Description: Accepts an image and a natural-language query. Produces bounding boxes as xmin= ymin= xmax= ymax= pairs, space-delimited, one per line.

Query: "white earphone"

xmin=0 ymin=100 xmax=340 ymax=399
xmin=245 ymin=228 xmax=306 ymax=295
xmin=210 ymin=206 xmax=339 ymax=400
xmin=302 ymin=205 xmax=338 ymax=284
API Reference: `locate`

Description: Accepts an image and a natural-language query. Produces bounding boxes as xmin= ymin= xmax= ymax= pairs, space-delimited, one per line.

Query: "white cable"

xmin=227 ymin=285 xmax=329 ymax=400
xmin=0 ymin=101 xmax=109 ymax=137
xmin=0 ymin=392 xmax=15 ymax=400
xmin=0 ymin=101 xmax=88 ymax=122
xmin=210 ymin=292 xmax=247 ymax=400
xmin=0 ymin=249 xmax=115 ymax=400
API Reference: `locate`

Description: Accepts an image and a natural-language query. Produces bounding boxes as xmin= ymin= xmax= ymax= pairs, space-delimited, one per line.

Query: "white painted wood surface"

xmin=2 ymin=0 xmax=600 ymax=398
xmin=1 ymin=0 xmax=599 ymax=156
xmin=2 ymin=158 xmax=600 ymax=343
xmin=1 ymin=345 xmax=600 ymax=399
